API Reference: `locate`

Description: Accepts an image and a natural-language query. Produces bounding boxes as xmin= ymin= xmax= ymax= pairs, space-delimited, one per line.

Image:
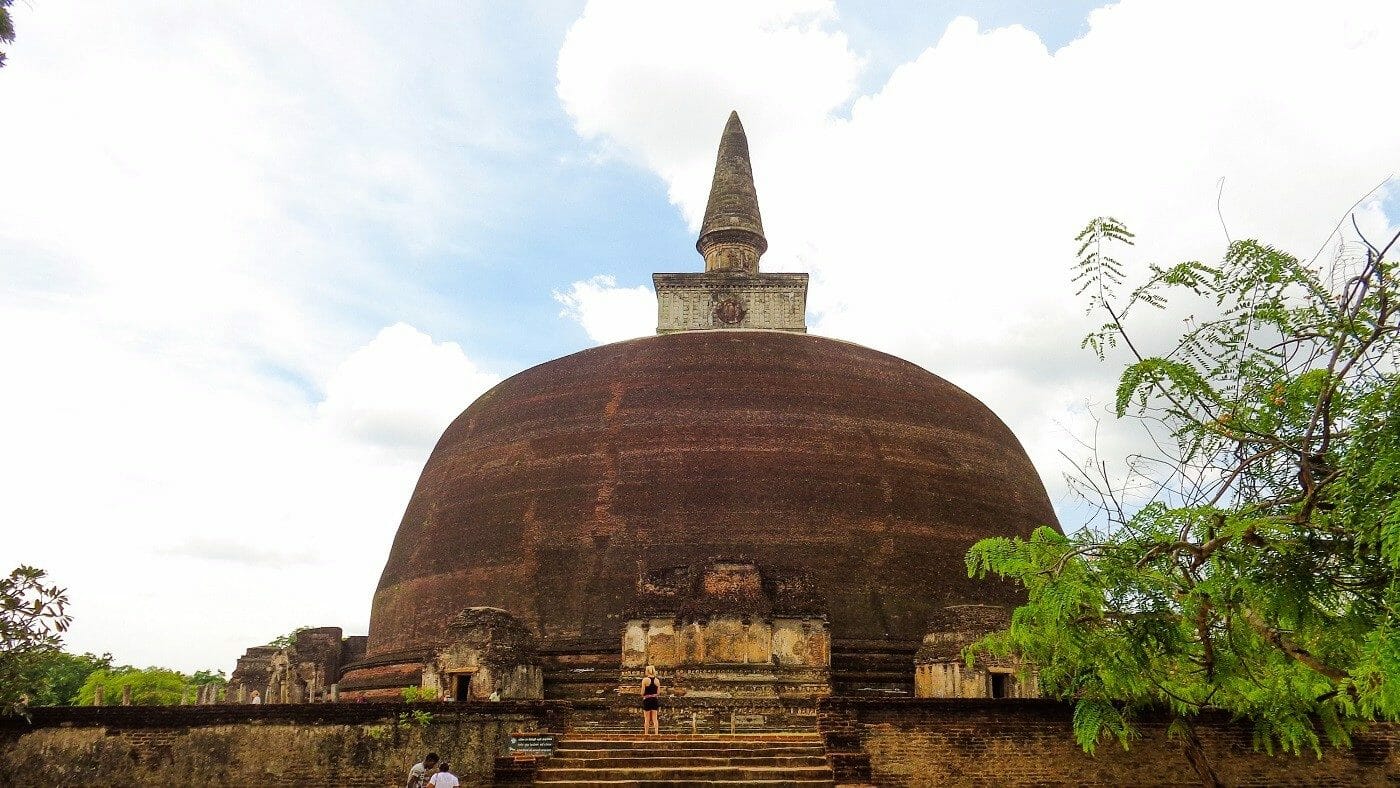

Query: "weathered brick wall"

xmin=0 ymin=701 xmax=566 ymax=787
xmin=818 ymin=698 xmax=1400 ymax=786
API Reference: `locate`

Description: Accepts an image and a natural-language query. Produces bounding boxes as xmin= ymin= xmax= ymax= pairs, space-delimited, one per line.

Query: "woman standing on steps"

xmin=641 ymin=664 xmax=661 ymax=735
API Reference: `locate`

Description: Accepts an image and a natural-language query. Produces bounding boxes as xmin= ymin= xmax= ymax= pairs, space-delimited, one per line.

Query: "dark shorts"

xmin=642 ymin=696 xmax=660 ymax=711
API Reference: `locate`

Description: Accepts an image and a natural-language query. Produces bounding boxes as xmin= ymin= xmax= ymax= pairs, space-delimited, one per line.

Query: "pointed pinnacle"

xmin=697 ymin=111 xmax=767 ymax=273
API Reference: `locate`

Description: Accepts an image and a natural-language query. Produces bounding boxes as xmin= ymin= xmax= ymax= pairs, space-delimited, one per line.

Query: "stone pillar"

xmin=93 ymin=686 xmax=104 ymax=706
xmin=120 ymin=685 xmax=132 ymax=706
xmin=329 ymin=683 xmax=339 ymax=702
xmin=290 ymin=683 xmax=304 ymax=704
xmin=236 ymin=685 xmax=246 ymax=703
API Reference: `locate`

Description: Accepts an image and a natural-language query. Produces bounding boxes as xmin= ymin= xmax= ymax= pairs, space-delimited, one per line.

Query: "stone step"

xmin=558 ymin=741 xmax=826 ymax=750
xmin=536 ymin=765 xmax=835 ymax=782
xmin=545 ymin=749 xmax=829 ymax=757
xmin=561 ymin=740 xmax=820 ymax=747
xmin=534 ymin=780 xmax=835 ymax=787
xmin=556 ymin=748 xmax=826 ymax=760
xmin=572 ymin=728 xmax=775 ymax=734
xmin=534 ymin=730 xmax=837 ymax=787
xmin=549 ymin=755 xmax=831 ymax=769
xmin=830 ymin=646 xmax=916 ymax=696
xmin=561 ymin=733 xmax=822 ymax=742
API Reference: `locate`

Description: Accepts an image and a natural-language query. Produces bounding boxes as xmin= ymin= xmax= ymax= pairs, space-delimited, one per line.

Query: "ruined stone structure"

xmin=420 ymin=607 xmax=543 ymax=701
xmin=620 ymin=560 xmax=830 ymax=698
xmin=329 ymin=111 xmax=1058 ymax=702
xmin=914 ymin=605 xmax=1038 ymax=699
xmin=228 ymin=627 xmax=364 ymax=704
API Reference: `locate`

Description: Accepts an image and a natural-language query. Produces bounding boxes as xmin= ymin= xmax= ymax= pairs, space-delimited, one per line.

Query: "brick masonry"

xmin=818 ymin=697 xmax=1400 ymax=786
xmin=7 ymin=699 xmax=1397 ymax=784
xmin=357 ymin=328 xmax=1056 ymax=693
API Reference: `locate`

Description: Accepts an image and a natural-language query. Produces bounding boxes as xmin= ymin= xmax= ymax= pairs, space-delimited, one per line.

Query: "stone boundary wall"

xmin=0 ymin=702 xmax=567 ymax=786
xmin=818 ymin=698 xmax=1400 ymax=786
xmin=9 ymin=698 xmax=1399 ymax=784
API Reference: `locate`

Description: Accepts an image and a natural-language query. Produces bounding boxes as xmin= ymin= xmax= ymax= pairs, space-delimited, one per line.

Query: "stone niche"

xmin=914 ymin=605 xmax=1039 ymax=699
xmin=621 ymin=560 xmax=830 ymax=698
xmin=228 ymin=627 xmax=366 ymax=703
xmin=421 ymin=607 xmax=543 ymax=702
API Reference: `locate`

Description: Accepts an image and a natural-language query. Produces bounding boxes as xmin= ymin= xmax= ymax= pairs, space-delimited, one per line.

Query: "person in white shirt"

xmin=427 ymin=762 xmax=459 ymax=788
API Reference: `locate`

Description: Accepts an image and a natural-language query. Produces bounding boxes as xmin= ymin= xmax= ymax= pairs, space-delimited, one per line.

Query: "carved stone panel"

xmin=653 ymin=272 xmax=808 ymax=333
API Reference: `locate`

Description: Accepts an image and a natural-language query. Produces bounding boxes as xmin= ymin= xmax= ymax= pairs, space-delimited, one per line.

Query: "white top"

xmin=428 ymin=772 xmax=460 ymax=788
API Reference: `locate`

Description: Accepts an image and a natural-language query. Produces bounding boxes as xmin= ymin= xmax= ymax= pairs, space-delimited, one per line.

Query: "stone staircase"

xmin=830 ymin=643 xmax=916 ymax=696
xmin=532 ymin=731 xmax=836 ymax=786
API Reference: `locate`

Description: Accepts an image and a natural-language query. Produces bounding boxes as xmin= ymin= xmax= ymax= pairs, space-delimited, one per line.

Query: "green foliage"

xmin=970 ymin=216 xmax=1400 ymax=762
xmin=78 ymin=666 xmax=190 ymax=706
xmin=267 ymin=626 xmax=312 ymax=649
xmin=367 ymin=708 xmax=434 ymax=742
xmin=75 ymin=665 xmax=229 ymax=706
xmin=190 ymin=669 xmax=227 ymax=688
xmin=0 ymin=565 xmax=71 ymax=715
xmin=401 ymin=685 xmax=435 ymax=702
xmin=0 ymin=0 xmax=14 ymax=68
xmin=25 ymin=651 xmax=113 ymax=706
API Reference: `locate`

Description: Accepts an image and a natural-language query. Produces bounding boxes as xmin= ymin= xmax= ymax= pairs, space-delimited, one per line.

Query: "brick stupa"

xmin=242 ymin=112 xmax=1060 ymax=703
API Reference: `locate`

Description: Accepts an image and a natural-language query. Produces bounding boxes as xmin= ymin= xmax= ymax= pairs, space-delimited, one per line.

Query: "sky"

xmin=2 ymin=0 xmax=1397 ymax=674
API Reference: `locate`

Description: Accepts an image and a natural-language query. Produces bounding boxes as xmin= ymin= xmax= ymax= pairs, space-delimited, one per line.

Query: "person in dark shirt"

xmin=641 ymin=664 xmax=661 ymax=735
xmin=406 ymin=752 xmax=439 ymax=788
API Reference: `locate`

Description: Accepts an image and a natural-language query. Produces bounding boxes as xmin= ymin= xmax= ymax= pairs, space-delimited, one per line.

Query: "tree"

xmin=267 ymin=625 xmax=311 ymax=649
xmin=189 ymin=668 xmax=227 ymax=689
xmin=967 ymin=214 xmax=1400 ymax=783
xmin=72 ymin=665 xmax=231 ymax=706
xmin=0 ymin=565 xmax=72 ymax=715
xmin=26 ymin=651 xmax=113 ymax=706
xmin=77 ymin=666 xmax=190 ymax=706
xmin=0 ymin=0 xmax=14 ymax=68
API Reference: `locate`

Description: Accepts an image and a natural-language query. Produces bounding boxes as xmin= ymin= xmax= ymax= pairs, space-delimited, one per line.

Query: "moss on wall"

xmin=0 ymin=702 xmax=561 ymax=787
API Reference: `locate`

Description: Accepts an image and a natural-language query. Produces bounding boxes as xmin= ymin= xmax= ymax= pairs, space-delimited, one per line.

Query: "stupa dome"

xmin=336 ymin=112 xmax=1058 ymax=697
xmin=344 ymin=330 xmax=1056 ymax=686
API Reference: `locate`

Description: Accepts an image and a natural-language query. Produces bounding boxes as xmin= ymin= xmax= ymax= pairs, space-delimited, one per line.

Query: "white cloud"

xmin=0 ymin=4 xmax=514 ymax=672
xmin=558 ymin=0 xmax=862 ymax=227
xmin=0 ymin=305 xmax=412 ymax=671
xmin=317 ymin=323 xmax=500 ymax=454
xmin=160 ymin=537 xmax=313 ymax=568
xmin=553 ymin=275 xmax=656 ymax=344
xmin=557 ymin=0 xmax=1400 ymax=522
xmin=0 ymin=311 xmax=498 ymax=671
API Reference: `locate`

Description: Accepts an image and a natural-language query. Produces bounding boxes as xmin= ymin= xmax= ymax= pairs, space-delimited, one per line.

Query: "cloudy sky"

xmin=2 ymin=0 xmax=1396 ymax=673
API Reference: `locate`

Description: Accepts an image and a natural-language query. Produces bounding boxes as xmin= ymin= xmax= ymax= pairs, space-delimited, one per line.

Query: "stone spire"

xmin=696 ymin=111 xmax=767 ymax=274
xmin=654 ymin=111 xmax=806 ymax=334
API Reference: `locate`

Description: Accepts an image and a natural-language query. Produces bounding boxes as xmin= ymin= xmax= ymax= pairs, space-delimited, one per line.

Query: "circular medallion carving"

xmin=714 ymin=297 xmax=746 ymax=325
